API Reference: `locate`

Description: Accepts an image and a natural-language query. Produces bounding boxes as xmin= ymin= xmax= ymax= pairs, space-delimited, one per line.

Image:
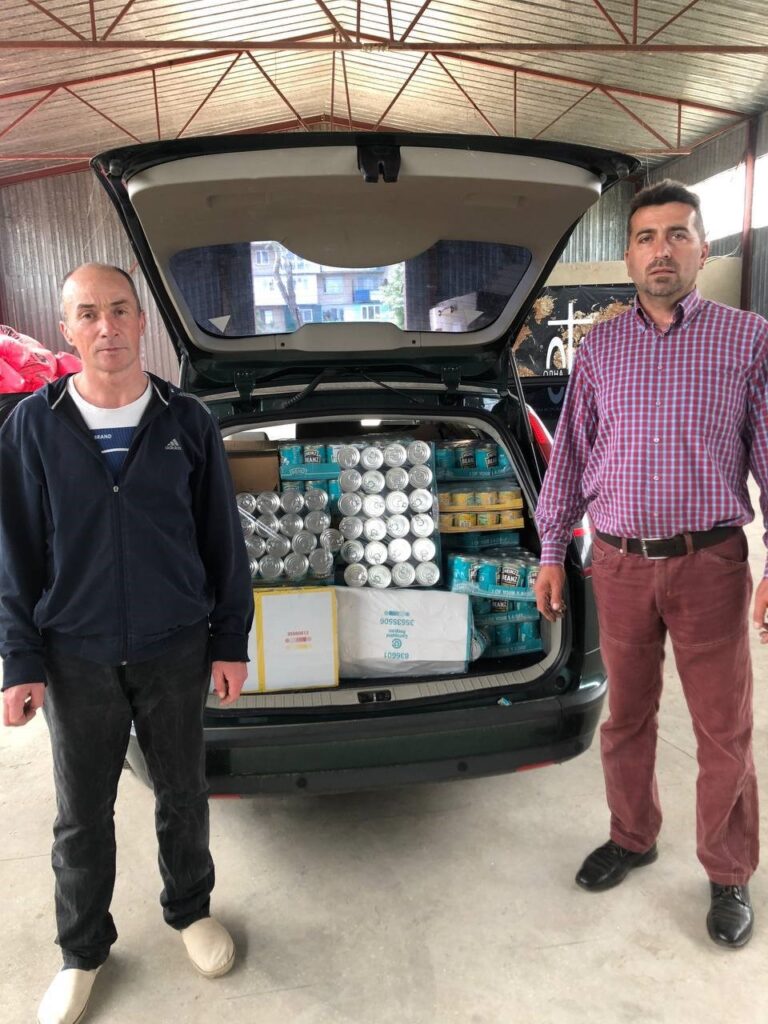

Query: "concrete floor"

xmin=3 ymin=506 xmax=768 ymax=1024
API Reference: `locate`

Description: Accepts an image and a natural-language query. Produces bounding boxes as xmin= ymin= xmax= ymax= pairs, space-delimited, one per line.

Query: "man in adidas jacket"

xmin=0 ymin=263 xmax=254 ymax=1024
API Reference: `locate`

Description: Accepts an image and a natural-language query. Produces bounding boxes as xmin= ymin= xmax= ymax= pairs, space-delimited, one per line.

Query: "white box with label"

xmin=335 ymin=588 xmax=471 ymax=678
xmin=242 ymin=587 xmax=339 ymax=693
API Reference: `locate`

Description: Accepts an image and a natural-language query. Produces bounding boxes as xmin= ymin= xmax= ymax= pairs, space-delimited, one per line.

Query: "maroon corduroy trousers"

xmin=591 ymin=529 xmax=758 ymax=885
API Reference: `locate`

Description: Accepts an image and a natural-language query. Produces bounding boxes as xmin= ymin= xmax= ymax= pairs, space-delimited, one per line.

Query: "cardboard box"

xmin=242 ymin=587 xmax=339 ymax=693
xmin=227 ymin=450 xmax=279 ymax=494
xmin=335 ymin=588 xmax=471 ymax=678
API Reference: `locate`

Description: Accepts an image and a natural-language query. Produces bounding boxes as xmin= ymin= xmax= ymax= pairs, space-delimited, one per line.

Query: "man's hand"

xmin=535 ymin=565 xmax=567 ymax=623
xmin=211 ymin=661 xmax=248 ymax=705
xmin=752 ymin=579 xmax=768 ymax=645
xmin=3 ymin=683 xmax=45 ymax=727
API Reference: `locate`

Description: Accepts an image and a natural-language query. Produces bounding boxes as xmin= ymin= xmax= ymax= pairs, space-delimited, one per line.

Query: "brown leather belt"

xmin=595 ymin=526 xmax=740 ymax=560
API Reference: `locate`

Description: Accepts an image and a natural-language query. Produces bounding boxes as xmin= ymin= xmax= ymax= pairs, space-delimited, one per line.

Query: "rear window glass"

xmin=169 ymin=240 xmax=532 ymax=337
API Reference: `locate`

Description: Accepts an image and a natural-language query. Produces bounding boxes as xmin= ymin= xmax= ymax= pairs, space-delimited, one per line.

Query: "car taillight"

xmin=527 ymin=408 xmax=553 ymax=465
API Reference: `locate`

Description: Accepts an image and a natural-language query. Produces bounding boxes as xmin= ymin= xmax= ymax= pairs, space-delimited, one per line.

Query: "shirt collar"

xmin=633 ymin=287 xmax=703 ymax=330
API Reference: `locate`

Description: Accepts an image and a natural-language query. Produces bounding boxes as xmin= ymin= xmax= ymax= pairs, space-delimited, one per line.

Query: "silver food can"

xmin=245 ymin=535 xmax=266 ymax=559
xmin=281 ymin=479 xmax=304 ymax=494
xmin=284 ymin=552 xmax=309 ymax=580
xmin=387 ymin=538 xmax=412 ymax=563
xmin=265 ymin=533 xmax=291 ymax=558
xmin=305 ymin=510 xmax=331 ymax=535
xmin=362 ymin=493 xmax=386 ymax=518
xmin=364 ymin=540 xmax=388 ymax=565
xmin=411 ymin=537 xmax=437 ymax=563
xmin=308 ymin=549 xmax=334 ymax=577
xmin=410 ymin=513 xmax=435 ymax=538
xmin=320 ymin=528 xmax=343 ymax=553
xmin=386 ymin=514 xmax=410 ymax=539
xmin=339 ymin=468 xmax=363 ymax=492
xmin=409 ymin=488 xmax=434 ymax=513
xmin=367 ymin=564 xmax=392 ymax=589
xmin=391 ymin=561 xmax=416 ymax=587
xmin=248 ymin=558 xmax=260 ymax=579
xmin=408 ymin=465 xmax=433 ymax=489
xmin=383 ymin=442 xmax=408 ymax=468
xmin=384 ymin=490 xmax=410 ymax=515
xmin=292 ymin=530 xmax=318 ymax=555
xmin=344 ymin=563 xmax=368 ymax=587
xmin=360 ymin=445 xmax=384 ymax=470
xmin=361 ymin=469 xmax=386 ymax=494
xmin=415 ymin=561 xmax=441 ymax=586
xmin=341 ymin=539 xmax=365 ymax=564
xmin=236 ymin=492 xmax=258 ymax=514
xmin=279 ymin=512 xmax=304 ymax=537
xmin=304 ymin=487 xmax=329 ymax=511
xmin=337 ymin=491 xmax=363 ymax=517
xmin=280 ymin=489 xmax=305 ymax=514
xmin=255 ymin=512 xmax=280 ymax=539
xmin=406 ymin=440 xmax=431 ymax=465
xmin=238 ymin=508 xmax=256 ymax=537
xmin=384 ymin=466 xmax=409 ymax=491
xmin=255 ymin=490 xmax=281 ymax=515
xmin=339 ymin=516 xmax=364 ymax=540
xmin=335 ymin=445 xmax=361 ymax=469
xmin=258 ymin=555 xmax=284 ymax=580
xmin=363 ymin=517 xmax=388 ymax=542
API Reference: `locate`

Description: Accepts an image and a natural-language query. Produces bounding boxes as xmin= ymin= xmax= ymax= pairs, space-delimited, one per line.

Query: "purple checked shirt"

xmin=535 ymin=288 xmax=768 ymax=575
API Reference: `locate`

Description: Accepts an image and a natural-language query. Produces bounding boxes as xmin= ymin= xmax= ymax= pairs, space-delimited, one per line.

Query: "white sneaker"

xmin=180 ymin=917 xmax=235 ymax=978
xmin=37 ymin=966 xmax=101 ymax=1024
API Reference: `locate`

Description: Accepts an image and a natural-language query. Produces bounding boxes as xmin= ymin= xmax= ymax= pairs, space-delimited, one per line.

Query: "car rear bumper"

xmin=126 ymin=676 xmax=606 ymax=795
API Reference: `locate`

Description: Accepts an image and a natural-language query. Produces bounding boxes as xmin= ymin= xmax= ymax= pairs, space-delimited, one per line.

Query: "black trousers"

xmin=42 ymin=622 xmax=214 ymax=969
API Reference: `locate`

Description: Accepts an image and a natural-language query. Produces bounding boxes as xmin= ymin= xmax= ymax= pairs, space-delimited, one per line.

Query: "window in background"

xmin=690 ymin=164 xmax=745 ymax=243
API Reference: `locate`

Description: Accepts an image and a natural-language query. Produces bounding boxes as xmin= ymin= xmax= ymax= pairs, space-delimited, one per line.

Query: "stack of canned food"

xmin=469 ymin=592 xmax=542 ymax=656
xmin=333 ymin=440 xmax=442 ymax=589
xmin=236 ymin=488 xmax=342 ymax=584
xmin=446 ymin=547 xmax=541 ymax=599
xmin=471 ymin=619 xmax=542 ymax=657
xmin=435 ymin=440 xmax=513 ymax=476
xmin=437 ymin=483 xmax=524 ymax=532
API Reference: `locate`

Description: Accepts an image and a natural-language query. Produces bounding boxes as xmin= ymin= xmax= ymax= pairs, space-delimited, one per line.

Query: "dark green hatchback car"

xmin=92 ymin=132 xmax=636 ymax=794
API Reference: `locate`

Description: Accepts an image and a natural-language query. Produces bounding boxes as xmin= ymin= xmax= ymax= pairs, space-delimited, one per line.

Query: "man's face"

xmin=59 ymin=266 xmax=145 ymax=376
xmin=624 ymin=201 xmax=709 ymax=305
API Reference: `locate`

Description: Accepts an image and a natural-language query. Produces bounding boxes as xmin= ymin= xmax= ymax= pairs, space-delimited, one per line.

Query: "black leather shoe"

xmin=706 ymin=884 xmax=753 ymax=948
xmin=575 ymin=839 xmax=658 ymax=891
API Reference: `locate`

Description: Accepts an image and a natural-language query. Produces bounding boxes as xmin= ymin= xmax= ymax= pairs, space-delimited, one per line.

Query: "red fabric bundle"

xmin=0 ymin=326 xmax=81 ymax=393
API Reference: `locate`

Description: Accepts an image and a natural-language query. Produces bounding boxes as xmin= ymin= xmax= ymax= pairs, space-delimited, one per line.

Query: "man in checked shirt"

xmin=535 ymin=179 xmax=768 ymax=948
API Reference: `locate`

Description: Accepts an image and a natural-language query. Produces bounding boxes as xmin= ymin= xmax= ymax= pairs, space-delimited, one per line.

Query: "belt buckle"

xmin=640 ymin=537 xmax=668 ymax=560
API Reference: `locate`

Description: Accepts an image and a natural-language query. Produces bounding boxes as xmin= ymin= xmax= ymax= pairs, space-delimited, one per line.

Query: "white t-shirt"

xmin=68 ymin=375 xmax=152 ymax=477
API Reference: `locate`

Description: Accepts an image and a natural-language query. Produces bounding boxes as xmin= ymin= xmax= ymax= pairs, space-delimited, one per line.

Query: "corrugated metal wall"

xmin=0 ymin=171 xmax=178 ymax=381
xmin=647 ymin=122 xmax=750 ymax=187
xmin=560 ymin=180 xmax=634 ymax=264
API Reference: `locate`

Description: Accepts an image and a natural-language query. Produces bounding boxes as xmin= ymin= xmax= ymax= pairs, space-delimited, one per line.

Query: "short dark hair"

xmin=627 ymin=179 xmax=706 ymax=244
xmin=60 ymin=263 xmax=142 ymax=319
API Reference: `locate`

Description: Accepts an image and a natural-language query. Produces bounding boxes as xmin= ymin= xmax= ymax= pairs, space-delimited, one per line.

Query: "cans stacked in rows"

xmin=236 ymin=488 xmax=341 ymax=584
xmin=437 ymin=483 xmax=523 ymax=531
xmin=446 ymin=548 xmax=541 ymax=594
xmin=469 ymin=594 xmax=541 ymax=657
xmin=335 ymin=440 xmax=442 ymax=589
xmin=435 ymin=440 xmax=512 ymax=474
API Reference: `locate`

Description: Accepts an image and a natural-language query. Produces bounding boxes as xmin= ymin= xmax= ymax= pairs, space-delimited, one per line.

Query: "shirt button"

xmin=653 ymin=437 xmax=660 ymax=443
xmin=121 ymin=661 xmax=127 ymax=666
xmin=652 ymin=475 xmax=659 ymax=481
xmin=655 ymin=401 xmax=661 ymax=406
xmin=113 ymin=485 xmax=119 ymax=493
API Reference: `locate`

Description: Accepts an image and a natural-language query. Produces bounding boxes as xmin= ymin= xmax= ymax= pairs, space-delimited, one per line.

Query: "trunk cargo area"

xmin=210 ymin=410 xmax=566 ymax=710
